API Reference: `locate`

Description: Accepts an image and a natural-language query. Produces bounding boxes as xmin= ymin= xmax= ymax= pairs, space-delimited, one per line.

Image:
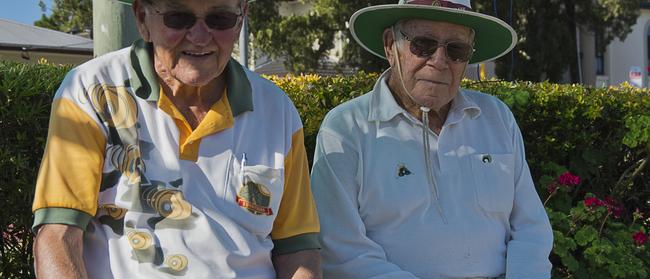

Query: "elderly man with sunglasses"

xmin=31 ymin=0 xmax=321 ymax=278
xmin=310 ymin=0 xmax=553 ymax=278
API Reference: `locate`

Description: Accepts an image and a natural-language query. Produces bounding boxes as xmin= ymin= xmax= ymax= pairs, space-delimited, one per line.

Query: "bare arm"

xmin=272 ymin=249 xmax=322 ymax=279
xmin=33 ymin=224 xmax=87 ymax=279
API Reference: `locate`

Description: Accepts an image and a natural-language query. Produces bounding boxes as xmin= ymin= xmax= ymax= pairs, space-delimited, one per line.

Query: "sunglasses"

xmin=153 ymin=9 xmax=243 ymax=30
xmin=399 ymin=30 xmax=474 ymax=63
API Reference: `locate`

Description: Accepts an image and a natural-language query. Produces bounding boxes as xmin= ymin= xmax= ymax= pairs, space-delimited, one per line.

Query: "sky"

xmin=0 ymin=0 xmax=53 ymax=26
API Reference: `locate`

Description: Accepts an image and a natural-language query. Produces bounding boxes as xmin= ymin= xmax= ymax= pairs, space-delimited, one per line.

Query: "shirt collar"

xmin=368 ymin=69 xmax=407 ymax=122
xmin=447 ymin=88 xmax=481 ymax=124
xmin=368 ymin=68 xmax=481 ymax=123
xmin=128 ymin=39 xmax=253 ymax=117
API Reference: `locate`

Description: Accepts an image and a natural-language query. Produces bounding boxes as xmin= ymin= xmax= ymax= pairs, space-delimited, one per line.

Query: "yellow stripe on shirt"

xmin=271 ymin=128 xmax=320 ymax=239
xmin=32 ymin=98 xmax=106 ymax=216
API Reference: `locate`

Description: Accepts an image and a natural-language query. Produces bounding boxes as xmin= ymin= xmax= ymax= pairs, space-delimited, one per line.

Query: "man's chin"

xmin=413 ymin=96 xmax=452 ymax=111
xmin=174 ymin=73 xmax=217 ymax=87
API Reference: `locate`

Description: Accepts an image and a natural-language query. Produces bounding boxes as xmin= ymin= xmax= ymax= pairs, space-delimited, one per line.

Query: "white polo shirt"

xmin=311 ymin=71 xmax=553 ymax=279
xmin=33 ymin=40 xmax=319 ymax=278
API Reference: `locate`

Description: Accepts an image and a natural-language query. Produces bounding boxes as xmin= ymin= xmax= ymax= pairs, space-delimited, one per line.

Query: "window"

xmin=595 ymin=31 xmax=604 ymax=75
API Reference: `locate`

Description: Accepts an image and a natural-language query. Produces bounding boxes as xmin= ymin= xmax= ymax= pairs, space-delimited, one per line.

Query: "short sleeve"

xmin=32 ymin=76 xmax=107 ymax=232
xmin=270 ymin=128 xmax=320 ymax=255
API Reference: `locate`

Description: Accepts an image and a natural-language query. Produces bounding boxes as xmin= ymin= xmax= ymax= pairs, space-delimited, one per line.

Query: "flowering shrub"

xmin=558 ymin=172 xmax=581 ymax=186
xmin=544 ymin=170 xmax=581 ymax=207
xmin=544 ymin=170 xmax=650 ymax=278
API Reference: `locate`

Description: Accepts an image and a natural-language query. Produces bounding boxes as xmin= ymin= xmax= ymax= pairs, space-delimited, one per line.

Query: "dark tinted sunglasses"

xmin=154 ymin=9 xmax=242 ymax=30
xmin=400 ymin=30 xmax=474 ymax=63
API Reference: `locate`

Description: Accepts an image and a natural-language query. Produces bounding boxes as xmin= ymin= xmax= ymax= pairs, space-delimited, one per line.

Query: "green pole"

xmin=92 ymin=0 xmax=140 ymax=57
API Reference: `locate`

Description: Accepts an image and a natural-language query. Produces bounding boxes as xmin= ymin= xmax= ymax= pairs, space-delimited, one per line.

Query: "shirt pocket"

xmin=225 ymin=158 xmax=283 ymax=235
xmin=362 ymin=159 xmax=429 ymax=224
xmin=469 ymin=153 xmax=515 ymax=213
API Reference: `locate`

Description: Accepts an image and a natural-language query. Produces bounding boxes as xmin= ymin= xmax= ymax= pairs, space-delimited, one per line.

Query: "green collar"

xmin=128 ymin=39 xmax=253 ymax=116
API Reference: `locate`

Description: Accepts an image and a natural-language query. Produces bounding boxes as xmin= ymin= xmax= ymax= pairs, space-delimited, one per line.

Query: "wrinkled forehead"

xmin=399 ymin=19 xmax=474 ymax=40
xmin=139 ymin=0 xmax=243 ymax=10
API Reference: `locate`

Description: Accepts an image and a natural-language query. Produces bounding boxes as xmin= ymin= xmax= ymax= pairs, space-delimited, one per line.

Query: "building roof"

xmin=0 ymin=18 xmax=92 ymax=54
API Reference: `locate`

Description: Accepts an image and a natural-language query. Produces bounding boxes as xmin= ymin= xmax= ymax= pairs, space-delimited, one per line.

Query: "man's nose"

xmin=426 ymin=45 xmax=449 ymax=69
xmin=186 ymin=19 xmax=212 ymax=46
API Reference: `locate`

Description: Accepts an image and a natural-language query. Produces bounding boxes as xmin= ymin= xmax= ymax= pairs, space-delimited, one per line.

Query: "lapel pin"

xmin=397 ymin=164 xmax=413 ymax=177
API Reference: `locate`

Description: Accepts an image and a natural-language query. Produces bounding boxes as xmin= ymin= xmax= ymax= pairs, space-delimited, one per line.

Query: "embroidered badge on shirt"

xmin=397 ymin=163 xmax=413 ymax=177
xmin=236 ymin=177 xmax=274 ymax=216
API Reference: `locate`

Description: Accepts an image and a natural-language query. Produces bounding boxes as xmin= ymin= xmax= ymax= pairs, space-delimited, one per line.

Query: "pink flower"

xmin=547 ymin=182 xmax=559 ymax=194
xmin=584 ymin=197 xmax=605 ymax=208
xmin=633 ymin=231 xmax=648 ymax=246
xmin=603 ymin=197 xmax=623 ymax=218
xmin=558 ymin=171 xmax=581 ymax=186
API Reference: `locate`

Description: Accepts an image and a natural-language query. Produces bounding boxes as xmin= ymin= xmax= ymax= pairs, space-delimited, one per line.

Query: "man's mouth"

xmin=419 ymin=79 xmax=449 ymax=85
xmin=182 ymin=51 xmax=214 ymax=57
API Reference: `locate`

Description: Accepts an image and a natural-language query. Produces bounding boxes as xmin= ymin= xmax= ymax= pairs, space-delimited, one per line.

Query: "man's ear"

xmin=383 ymin=28 xmax=396 ymax=67
xmin=132 ymin=0 xmax=151 ymax=41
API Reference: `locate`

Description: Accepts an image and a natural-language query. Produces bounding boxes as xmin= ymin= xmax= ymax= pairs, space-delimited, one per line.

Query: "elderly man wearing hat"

xmin=31 ymin=0 xmax=321 ymax=278
xmin=310 ymin=0 xmax=553 ymax=278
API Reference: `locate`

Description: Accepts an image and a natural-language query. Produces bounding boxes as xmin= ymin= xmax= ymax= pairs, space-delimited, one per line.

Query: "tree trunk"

xmin=565 ymin=0 xmax=580 ymax=83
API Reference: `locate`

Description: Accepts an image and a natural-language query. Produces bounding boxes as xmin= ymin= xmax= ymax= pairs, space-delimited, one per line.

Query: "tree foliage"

xmin=474 ymin=0 xmax=642 ymax=82
xmin=34 ymin=0 xmax=92 ymax=36
xmin=250 ymin=0 xmax=641 ymax=81
xmin=249 ymin=0 xmax=341 ymax=73
xmin=249 ymin=0 xmax=391 ymax=73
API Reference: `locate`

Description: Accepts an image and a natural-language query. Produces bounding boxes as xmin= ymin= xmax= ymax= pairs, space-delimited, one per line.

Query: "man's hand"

xmin=33 ymin=224 xmax=87 ymax=279
xmin=272 ymin=249 xmax=321 ymax=279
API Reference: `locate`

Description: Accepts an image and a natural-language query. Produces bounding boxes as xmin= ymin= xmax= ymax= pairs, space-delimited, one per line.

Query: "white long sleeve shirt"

xmin=310 ymin=71 xmax=553 ymax=279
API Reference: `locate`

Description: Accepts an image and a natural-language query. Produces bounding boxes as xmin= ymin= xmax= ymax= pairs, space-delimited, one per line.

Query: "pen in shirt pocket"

xmin=240 ymin=153 xmax=247 ymax=184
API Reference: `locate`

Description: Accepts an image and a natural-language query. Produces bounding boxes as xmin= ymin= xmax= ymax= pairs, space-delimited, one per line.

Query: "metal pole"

xmin=239 ymin=16 xmax=249 ymax=69
xmin=93 ymin=0 xmax=140 ymax=57
xmin=576 ymin=25 xmax=583 ymax=84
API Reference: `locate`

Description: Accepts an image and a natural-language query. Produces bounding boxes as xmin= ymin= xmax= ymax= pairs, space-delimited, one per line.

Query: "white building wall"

xmin=600 ymin=9 xmax=650 ymax=87
xmin=579 ymin=27 xmax=597 ymax=86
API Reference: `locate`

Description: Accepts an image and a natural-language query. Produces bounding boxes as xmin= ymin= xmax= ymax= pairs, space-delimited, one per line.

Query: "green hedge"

xmin=1 ymin=62 xmax=648 ymax=278
xmin=1 ymin=62 xmax=71 ymax=278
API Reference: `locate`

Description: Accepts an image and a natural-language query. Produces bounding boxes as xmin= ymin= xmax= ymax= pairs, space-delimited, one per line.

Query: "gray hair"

xmin=392 ymin=20 xmax=408 ymax=42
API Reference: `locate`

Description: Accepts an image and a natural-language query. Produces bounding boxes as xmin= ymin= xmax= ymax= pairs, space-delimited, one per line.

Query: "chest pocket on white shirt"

xmin=470 ymin=153 xmax=515 ymax=213
xmin=225 ymin=158 xmax=283 ymax=235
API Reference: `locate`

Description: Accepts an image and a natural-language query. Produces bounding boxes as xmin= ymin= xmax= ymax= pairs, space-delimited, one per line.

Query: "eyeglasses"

xmin=399 ymin=30 xmax=474 ymax=63
xmin=153 ymin=8 xmax=243 ymax=31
